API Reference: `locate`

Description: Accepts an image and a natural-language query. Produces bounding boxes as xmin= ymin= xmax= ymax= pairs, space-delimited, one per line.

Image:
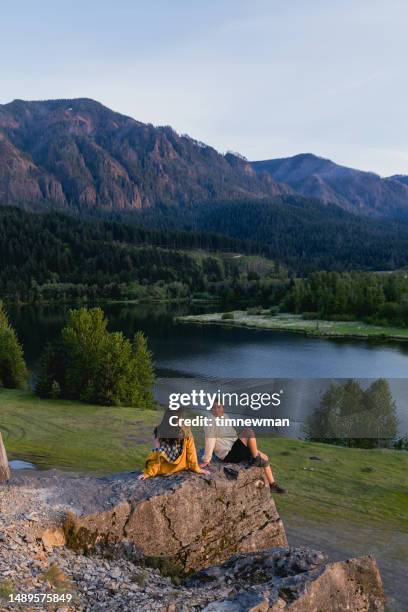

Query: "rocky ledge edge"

xmin=0 ymin=463 xmax=385 ymax=611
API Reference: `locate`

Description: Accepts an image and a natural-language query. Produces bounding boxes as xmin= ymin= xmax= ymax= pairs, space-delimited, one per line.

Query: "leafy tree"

xmin=93 ymin=331 xmax=141 ymax=406
xmin=0 ymin=301 xmax=28 ymax=388
xmin=61 ymin=308 xmax=109 ymax=402
xmin=363 ymin=379 xmax=398 ymax=447
xmin=284 ymin=271 xmax=408 ymax=326
xmin=133 ymin=331 xmax=155 ymax=406
xmin=35 ymin=342 xmax=66 ymax=399
xmin=36 ymin=307 xmax=155 ymax=407
xmin=305 ymin=379 xmax=398 ymax=448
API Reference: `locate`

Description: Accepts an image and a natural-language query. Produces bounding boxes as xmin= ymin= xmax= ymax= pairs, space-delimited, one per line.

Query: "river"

xmin=7 ymin=302 xmax=408 ymax=436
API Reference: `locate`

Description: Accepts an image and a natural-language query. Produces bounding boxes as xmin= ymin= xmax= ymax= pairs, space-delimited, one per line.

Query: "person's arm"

xmin=139 ymin=452 xmax=161 ymax=479
xmin=200 ymin=435 xmax=216 ymax=466
xmin=185 ymin=435 xmax=201 ymax=473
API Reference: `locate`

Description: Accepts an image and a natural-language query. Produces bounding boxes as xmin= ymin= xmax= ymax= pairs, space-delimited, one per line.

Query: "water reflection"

xmin=7 ymin=302 xmax=408 ymax=434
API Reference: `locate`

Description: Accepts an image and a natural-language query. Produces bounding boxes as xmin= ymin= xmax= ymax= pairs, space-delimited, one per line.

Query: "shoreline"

xmin=177 ymin=311 xmax=408 ymax=342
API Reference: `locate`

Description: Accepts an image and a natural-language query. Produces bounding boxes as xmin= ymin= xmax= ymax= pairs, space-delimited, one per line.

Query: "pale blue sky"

xmin=1 ymin=0 xmax=408 ymax=175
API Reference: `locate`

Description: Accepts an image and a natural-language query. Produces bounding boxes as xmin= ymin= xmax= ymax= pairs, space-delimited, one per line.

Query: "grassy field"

xmin=0 ymin=389 xmax=157 ymax=474
xmin=1 ymin=389 xmax=407 ymax=532
xmin=178 ymin=311 xmax=408 ymax=340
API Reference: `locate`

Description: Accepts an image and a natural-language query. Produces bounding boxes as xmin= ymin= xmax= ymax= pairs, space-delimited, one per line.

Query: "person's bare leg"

xmin=263 ymin=464 xmax=275 ymax=485
xmin=239 ymin=431 xmax=275 ymax=486
xmin=254 ymin=450 xmax=275 ymax=485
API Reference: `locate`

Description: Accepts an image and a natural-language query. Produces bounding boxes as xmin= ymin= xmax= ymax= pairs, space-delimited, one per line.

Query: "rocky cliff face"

xmin=0 ymin=98 xmax=289 ymax=211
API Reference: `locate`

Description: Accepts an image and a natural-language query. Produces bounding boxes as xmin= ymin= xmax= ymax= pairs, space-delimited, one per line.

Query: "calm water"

xmin=7 ymin=302 xmax=408 ymax=434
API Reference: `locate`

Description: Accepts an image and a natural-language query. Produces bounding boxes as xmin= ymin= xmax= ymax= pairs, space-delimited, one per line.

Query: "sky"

xmin=1 ymin=0 xmax=408 ymax=176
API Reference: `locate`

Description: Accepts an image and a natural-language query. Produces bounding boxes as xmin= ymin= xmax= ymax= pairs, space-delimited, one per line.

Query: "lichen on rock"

xmin=64 ymin=463 xmax=287 ymax=574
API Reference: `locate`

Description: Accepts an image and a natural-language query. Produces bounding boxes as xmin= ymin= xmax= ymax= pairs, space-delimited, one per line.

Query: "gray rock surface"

xmin=63 ymin=463 xmax=287 ymax=573
xmin=1 ymin=467 xmax=386 ymax=611
xmin=188 ymin=548 xmax=385 ymax=611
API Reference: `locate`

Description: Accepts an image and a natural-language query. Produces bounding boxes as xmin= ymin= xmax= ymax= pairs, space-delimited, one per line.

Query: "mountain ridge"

xmin=251 ymin=153 xmax=408 ymax=217
xmin=0 ymin=98 xmax=289 ymax=211
xmin=1 ymin=98 xmax=408 ymax=219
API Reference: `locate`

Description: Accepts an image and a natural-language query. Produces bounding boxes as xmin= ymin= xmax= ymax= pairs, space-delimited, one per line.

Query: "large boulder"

xmin=64 ymin=463 xmax=287 ymax=574
xmin=187 ymin=547 xmax=385 ymax=611
xmin=8 ymin=467 xmax=386 ymax=609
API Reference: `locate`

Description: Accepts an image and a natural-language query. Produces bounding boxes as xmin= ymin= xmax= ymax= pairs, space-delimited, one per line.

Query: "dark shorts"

xmin=223 ymin=438 xmax=251 ymax=463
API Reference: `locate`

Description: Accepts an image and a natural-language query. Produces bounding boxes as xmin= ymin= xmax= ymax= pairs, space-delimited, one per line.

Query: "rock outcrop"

xmin=3 ymin=466 xmax=387 ymax=610
xmin=64 ymin=464 xmax=287 ymax=574
xmin=188 ymin=548 xmax=385 ymax=611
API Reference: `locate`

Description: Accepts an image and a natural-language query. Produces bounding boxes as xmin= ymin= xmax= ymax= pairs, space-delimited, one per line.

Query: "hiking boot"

xmin=249 ymin=453 xmax=270 ymax=468
xmin=270 ymin=482 xmax=285 ymax=494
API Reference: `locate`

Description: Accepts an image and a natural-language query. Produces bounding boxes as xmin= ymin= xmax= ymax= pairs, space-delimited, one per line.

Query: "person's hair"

xmin=154 ymin=407 xmax=185 ymax=443
xmin=212 ymin=402 xmax=224 ymax=411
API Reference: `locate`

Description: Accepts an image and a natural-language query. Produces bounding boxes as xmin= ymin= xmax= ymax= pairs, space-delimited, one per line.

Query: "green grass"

xmin=185 ymin=250 xmax=282 ymax=275
xmin=178 ymin=311 xmax=408 ymax=340
xmin=0 ymin=389 xmax=156 ymax=474
xmin=1 ymin=389 xmax=407 ymax=531
xmin=259 ymin=437 xmax=408 ymax=530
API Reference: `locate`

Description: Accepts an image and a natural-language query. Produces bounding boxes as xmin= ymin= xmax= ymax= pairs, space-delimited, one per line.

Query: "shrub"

xmin=305 ymin=379 xmax=397 ymax=448
xmin=36 ymin=307 xmax=155 ymax=408
xmin=133 ymin=331 xmax=155 ymax=406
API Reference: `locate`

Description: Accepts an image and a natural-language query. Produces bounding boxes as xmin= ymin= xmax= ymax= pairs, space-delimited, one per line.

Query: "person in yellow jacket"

xmin=138 ymin=408 xmax=210 ymax=479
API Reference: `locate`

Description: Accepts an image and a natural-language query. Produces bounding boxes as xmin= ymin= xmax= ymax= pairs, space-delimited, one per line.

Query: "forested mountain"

xmin=252 ymin=154 xmax=408 ymax=218
xmin=2 ymin=97 xmax=408 ymax=278
xmin=0 ymin=98 xmax=289 ymax=211
xmin=2 ymin=98 xmax=408 ymax=224
xmin=126 ymin=196 xmax=408 ymax=272
xmin=389 ymin=174 xmax=408 ymax=186
xmin=2 ymin=202 xmax=408 ymax=303
xmin=0 ymin=206 xmax=284 ymax=303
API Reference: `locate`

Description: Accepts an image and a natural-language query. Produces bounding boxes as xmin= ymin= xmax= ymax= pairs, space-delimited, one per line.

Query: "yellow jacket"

xmin=143 ymin=433 xmax=201 ymax=478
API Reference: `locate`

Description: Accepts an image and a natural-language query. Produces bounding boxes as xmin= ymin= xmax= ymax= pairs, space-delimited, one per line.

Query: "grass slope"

xmin=0 ymin=389 xmax=156 ymax=474
xmin=178 ymin=312 xmax=408 ymax=340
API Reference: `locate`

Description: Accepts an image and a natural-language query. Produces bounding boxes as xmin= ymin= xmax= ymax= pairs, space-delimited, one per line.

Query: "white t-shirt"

xmin=202 ymin=415 xmax=237 ymax=462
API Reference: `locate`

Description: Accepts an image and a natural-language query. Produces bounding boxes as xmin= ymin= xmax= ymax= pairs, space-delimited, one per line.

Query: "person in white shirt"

xmin=200 ymin=402 xmax=285 ymax=494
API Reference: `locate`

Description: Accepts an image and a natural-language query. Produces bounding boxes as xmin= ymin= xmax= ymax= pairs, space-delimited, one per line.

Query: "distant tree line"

xmin=0 ymin=206 xmax=284 ymax=304
xmin=283 ymin=271 xmax=408 ymax=326
xmin=121 ymin=196 xmax=408 ymax=273
xmin=5 ymin=190 xmax=408 ymax=306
